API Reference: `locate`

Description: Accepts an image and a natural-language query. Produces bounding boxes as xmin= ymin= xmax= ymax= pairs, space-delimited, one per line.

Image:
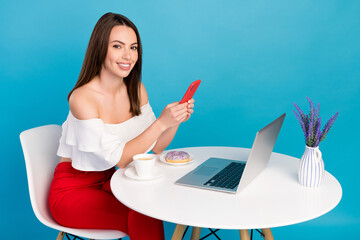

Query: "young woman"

xmin=48 ymin=12 xmax=195 ymax=240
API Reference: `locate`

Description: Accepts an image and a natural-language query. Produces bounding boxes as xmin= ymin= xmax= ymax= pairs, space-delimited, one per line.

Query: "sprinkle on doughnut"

xmin=165 ymin=151 xmax=191 ymax=163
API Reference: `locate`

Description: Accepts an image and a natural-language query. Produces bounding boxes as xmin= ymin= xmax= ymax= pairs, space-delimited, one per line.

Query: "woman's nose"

xmin=122 ymin=49 xmax=131 ymax=60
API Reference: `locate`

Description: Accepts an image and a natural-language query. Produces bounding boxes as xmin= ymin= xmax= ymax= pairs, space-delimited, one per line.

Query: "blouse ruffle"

xmin=57 ymin=103 xmax=157 ymax=171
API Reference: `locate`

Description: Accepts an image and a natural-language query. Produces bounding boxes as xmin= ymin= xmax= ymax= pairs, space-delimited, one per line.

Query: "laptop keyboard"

xmin=203 ymin=162 xmax=245 ymax=189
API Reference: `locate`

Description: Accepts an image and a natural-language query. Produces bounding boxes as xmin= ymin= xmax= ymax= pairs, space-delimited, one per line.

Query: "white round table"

xmin=110 ymin=147 xmax=342 ymax=239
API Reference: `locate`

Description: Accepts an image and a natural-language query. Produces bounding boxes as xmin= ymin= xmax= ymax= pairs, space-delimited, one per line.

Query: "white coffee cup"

xmin=133 ymin=153 xmax=156 ymax=178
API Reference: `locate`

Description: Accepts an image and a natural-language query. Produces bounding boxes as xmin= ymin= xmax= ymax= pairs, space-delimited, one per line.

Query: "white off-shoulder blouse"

xmin=57 ymin=102 xmax=157 ymax=171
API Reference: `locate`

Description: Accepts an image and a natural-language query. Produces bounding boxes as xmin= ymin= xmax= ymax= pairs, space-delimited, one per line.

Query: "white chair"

xmin=20 ymin=125 xmax=128 ymax=240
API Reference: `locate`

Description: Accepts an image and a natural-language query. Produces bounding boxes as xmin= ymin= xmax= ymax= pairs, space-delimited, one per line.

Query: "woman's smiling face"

xmin=103 ymin=25 xmax=139 ymax=79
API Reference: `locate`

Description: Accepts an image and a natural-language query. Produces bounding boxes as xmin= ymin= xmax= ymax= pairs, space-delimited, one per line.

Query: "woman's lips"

xmin=118 ymin=63 xmax=131 ymax=71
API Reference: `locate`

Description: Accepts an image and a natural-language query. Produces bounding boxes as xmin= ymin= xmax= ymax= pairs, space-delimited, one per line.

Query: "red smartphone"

xmin=180 ymin=79 xmax=201 ymax=104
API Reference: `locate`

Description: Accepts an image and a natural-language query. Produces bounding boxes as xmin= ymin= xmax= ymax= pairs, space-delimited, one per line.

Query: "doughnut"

xmin=165 ymin=151 xmax=191 ymax=163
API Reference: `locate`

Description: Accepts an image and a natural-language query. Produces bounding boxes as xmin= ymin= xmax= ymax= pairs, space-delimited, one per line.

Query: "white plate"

xmin=124 ymin=166 xmax=164 ymax=181
xmin=159 ymin=152 xmax=195 ymax=165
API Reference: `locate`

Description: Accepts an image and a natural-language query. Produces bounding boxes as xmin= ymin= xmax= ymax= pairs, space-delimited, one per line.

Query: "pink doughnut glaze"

xmin=165 ymin=151 xmax=190 ymax=160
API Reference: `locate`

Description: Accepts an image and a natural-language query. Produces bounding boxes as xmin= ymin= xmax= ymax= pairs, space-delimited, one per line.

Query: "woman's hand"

xmin=157 ymin=101 xmax=189 ymax=130
xmin=151 ymin=98 xmax=195 ymax=154
xmin=182 ymin=98 xmax=195 ymax=122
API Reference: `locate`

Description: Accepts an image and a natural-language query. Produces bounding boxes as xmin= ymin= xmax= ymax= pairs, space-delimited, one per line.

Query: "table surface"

xmin=110 ymin=147 xmax=342 ymax=230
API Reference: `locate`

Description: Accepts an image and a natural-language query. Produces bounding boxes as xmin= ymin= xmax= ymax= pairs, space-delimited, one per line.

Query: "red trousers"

xmin=49 ymin=162 xmax=164 ymax=240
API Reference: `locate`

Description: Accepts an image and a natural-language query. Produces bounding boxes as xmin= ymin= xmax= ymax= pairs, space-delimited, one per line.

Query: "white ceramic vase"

xmin=298 ymin=146 xmax=325 ymax=188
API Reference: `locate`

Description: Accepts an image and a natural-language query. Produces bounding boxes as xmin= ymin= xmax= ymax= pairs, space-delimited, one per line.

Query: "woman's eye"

xmin=131 ymin=46 xmax=138 ymax=50
xmin=113 ymin=45 xmax=121 ymax=49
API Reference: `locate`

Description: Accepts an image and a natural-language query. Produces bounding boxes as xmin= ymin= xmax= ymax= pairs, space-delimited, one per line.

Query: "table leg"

xmin=261 ymin=228 xmax=274 ymax=240
xmin=171 ymin=224 xmax=186 ymax=240
xmin=56 ymin=232 xmax=65 ymax=240
xmin=239 ymin=229 xmax=250 ymax=240
xmin=190 ymin=227 xmax=201 ymax=240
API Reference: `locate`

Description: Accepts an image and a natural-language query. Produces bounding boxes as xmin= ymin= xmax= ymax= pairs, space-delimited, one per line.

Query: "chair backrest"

xmin=20 ymin=125 xmax=62 ymax=225
xmin=20 ymin=125 xmax=128 ymax=239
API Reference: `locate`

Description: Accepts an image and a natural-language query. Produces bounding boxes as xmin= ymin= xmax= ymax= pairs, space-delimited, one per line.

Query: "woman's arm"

xmin=140 ymin=83 xmax=195 ymax=154
xmin=151 ymin=124 xmax=180 ymax=154
xmin=117 ymin=101 xmax=189 ymax=168
xmin=152 ymin=99 xmax=194 ymax=153
xmin=116 ymin=83 xmax=191 ymax=168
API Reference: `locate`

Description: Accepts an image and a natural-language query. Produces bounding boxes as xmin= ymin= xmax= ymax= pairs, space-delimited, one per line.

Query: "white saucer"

xmin=124 ymin=166 xmax=164 ymax=181
xmin=159 ymin=152 xmax=195 ymax=165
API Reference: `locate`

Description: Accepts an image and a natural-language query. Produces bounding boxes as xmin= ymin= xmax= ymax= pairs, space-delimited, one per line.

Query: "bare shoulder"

xmin=139 ymin=82 xmax=149 ymax=107
xmin=69 ymin=86 xmax=99 ymax=120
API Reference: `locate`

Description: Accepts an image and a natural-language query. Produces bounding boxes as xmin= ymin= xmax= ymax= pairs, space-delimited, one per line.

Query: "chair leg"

xmin=190 ymin=227 xmax=201 ymax=240
xmin=261 ymin=228 xmax=274 ymax=240
xmin=171 ymin=224 xmax=186 ymax=240
xmin=239 ymin=229 xmax=250 ymax=240
xmin=56 ymin=231 xmax=65 ymax=240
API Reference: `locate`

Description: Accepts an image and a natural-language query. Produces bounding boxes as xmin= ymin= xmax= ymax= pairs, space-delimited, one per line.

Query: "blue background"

xmin=1 ymin=0 xmax=359 ymax=239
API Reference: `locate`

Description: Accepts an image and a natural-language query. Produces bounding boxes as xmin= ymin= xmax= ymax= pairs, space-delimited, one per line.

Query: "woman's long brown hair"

xmin=68 ymin=12 xmax=143 ymax=116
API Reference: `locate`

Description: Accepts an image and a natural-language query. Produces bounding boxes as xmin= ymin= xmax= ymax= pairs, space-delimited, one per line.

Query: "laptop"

xmin=175 ymin=113 xmax=286 ymax=193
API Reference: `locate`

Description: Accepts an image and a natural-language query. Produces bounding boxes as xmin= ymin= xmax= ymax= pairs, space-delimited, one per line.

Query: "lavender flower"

xmin=293 ymin=97 xmax=339 ymax=147
xmin=308 ymin=109 xmax=315 ymax=146
xmin=307 ymin=97 xmax=314 ymax=121
xmin=293 ymin=110 xmax=306 ymax=136
xmin=314 ymin=117 xmax=321 ymax=147
xmin=319 ymin=112 xmax=339 ymax=142
xmin=293 ymin=103 xmax=307 ymax=124
xmin=315 ymin=103 xmax=320 ymax=122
